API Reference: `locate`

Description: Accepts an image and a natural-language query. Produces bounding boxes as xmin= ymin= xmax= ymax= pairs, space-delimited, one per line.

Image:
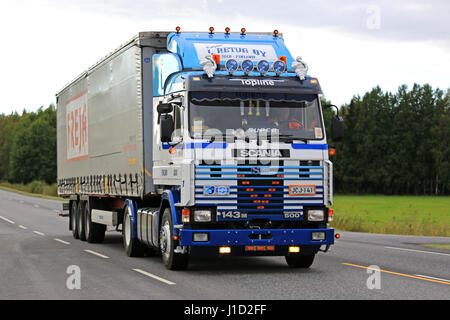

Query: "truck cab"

xmin=146 ymin=30 xmax=342 ymax=269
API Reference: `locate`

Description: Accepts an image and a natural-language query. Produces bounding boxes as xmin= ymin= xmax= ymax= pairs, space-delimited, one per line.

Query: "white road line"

xmin=33 ymin=204 xmax=40 ymax=208
xmin=133 ymin=268 xmax=176 ymax=286
xmin=385 ymin=246 xmax=450 ymax=257
xmin=54 ymin=238 xmax=70 ymax=245
xmin=33 ymin=231 xmax=46 ymax=236
xmin=84 ymin=249 xmax=109 ymax=259
xmin=415 ymin=275 xmax=450 ymax=283
xmin=19 ymin=225 xmax=28 ymax=230
xmin=0 ymin=216 xmax=15 ymax=224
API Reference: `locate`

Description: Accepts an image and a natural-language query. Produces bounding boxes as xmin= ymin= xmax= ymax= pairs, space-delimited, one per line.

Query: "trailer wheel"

xmin=77 ymin=201 xmax=87 ymax=241
xmin=83 ymin=200 xmax=106 ymax=244
xmin=123 ymin=205 xmax=145 ymax=257
xmin=71 ymin=201 xmax=79 ymax=239
xmin=285 ymin=254 xmax=315 ymax=268
xmin=160 ymin=208 xmax=189 ymax=270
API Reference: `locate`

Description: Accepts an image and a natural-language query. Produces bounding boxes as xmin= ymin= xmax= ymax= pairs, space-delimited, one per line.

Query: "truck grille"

xmin=194 ymin=160 xmax=325 ymax=219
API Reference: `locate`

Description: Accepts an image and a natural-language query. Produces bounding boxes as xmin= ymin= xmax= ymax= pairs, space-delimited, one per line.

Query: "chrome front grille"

xmin=194 ymin=160 xmax=325 ymax=218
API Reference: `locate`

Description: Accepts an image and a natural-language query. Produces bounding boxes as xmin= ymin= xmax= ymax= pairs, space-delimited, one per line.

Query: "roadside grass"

xmin=331 ymin=195 xmax=450 ymax=237
xmin=0 ymin=181 xmax=62 ymax=200
xmin=419 ymin=244 xmax=450 ymax=251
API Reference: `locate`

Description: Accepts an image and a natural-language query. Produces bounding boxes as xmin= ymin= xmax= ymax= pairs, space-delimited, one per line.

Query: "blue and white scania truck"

xmin=56 ymin=28 xmax=344 ymax=270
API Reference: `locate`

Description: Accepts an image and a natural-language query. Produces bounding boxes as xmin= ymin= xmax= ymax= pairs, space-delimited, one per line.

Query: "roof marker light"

xmin=225 ymin=59 xmax=239 ymax=74
xmin=225 ymin=27 xmax=230 ymax=35
xmin=209 ymin=27 xmax=215 ymax=34
xmin=241 ymin=28 xmax=246 ymax=35
xmin=257 ymin=60 xmax=270 ymax=75
xmin=272 ymin=60 xmax=286 ymax=75
xmin=212 ymin=54 xmax=221 ymax=66
xmin=241 ymin=59 xmax=254 ymax=74
xmin=175 ymin=26 xmax=181 ymax=34
xmin=273 ymin=29 xmax=279 ymax=37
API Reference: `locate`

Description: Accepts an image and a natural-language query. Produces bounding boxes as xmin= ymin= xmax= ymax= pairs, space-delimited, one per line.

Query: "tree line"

xmin=0 ymin=105 xmax=56 ymax=184
xmin=0 ymin=83 xmax=449 ymax=195
xmin=326 ymin=83 xmax=450 ymax=195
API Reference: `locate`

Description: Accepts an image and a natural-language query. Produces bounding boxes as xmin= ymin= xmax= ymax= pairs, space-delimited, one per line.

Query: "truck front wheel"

xmin=160 ymin=208 xmax=189 ymax=270
xmin=285 ymin=254 xmax=315 ymax=268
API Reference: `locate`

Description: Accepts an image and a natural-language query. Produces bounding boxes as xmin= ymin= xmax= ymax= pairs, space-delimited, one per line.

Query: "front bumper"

xmin=179 ymin=228 xmax=334 ymax=247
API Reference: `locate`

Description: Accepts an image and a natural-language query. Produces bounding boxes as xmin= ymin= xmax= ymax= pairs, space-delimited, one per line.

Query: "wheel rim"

xmin=85 ymin=205 xmax=90 ymax=237
xmin=124 ymin=212 xmax=131 ymax=247
xmin=160 ymin=221 xmax=171 ymax=259
xmin=71 ymin=204 xmax=77 ymax=230
xmin=78 ymin=204 xmax=83 ymax=233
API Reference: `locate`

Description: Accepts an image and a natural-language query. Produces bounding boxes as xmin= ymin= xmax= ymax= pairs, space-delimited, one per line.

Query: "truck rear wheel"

xmin=123 ymin=205 xmax=145 ymax=257
xmin=160 ymin=208 xmax=189 ymax=270
xmin=77 ymin=201 xmax=87 ymax=241
xmin=71 ymin=201 xmax=79 ymax=239
xmin=285 ymin=254 xmax=315 ymax=268
xmin=83 ymin=200 xmax=106 ymax=243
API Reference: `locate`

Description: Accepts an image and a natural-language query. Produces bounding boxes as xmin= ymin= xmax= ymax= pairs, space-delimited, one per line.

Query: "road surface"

xmin=0 ymin=189 xmax=449 ymax=300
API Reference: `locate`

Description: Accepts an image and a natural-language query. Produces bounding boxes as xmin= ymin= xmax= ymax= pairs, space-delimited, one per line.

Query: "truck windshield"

xmin=189 ymin=93 xmax=323 ymax=141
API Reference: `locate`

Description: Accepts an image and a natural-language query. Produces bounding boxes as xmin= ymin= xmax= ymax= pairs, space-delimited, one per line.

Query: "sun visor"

xmin=167 ymin=32 xmax=295 ymax=69
xmin=186 ymin=75 xmax=323 ymax=96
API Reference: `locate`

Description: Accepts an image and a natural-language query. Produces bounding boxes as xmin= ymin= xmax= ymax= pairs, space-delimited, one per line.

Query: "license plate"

xmin=289 ymin=185 xmax=316 ymax=196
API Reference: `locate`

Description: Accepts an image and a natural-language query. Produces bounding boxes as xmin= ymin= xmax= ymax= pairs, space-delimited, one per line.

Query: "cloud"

xmin=0 ymin=0 xmax=448 ymax=113
xmin=40 ymin=0 xmax=450 ymax=43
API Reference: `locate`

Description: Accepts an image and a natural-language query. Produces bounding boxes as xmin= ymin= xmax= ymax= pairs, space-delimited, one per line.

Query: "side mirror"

xmin=160 ymin=114 xmax=174 ymax=143
xmin=157 ymin=102 xmax=173 ymax=114
xmin=331 ymin=115 xmax=344 ymax=142
xmin=323 ymin=104 xmax=344 ymax=142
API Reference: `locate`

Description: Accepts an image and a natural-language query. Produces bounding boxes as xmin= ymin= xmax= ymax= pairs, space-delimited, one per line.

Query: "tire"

xmin=78 ymin=201 xmax=87 ymax=241
xmin=123 ymin=205 xmax=145 ymax=257
xmin=83 ymin=199 xmax=106 ymax=244
xmin=160 ymin=208 xmax=189 ymax=270
xmin=71 ymin=201 xmax=79 ymax=239
xmin=285 ymin=254 xmax=315 ymax=268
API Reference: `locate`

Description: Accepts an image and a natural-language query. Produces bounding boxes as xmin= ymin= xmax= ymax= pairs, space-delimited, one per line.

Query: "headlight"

xmin=307 ymin=209 xmax=325 ymax=222
xmin=194 ymin=210 xmax=212 ymax=222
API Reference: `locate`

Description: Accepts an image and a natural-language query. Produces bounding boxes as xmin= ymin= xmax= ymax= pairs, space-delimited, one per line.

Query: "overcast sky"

xmin=0 ymin=0 xmax=448 ymax=114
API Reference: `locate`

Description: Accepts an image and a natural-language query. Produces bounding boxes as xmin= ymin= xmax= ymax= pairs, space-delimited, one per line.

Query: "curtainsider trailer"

xmin=56 ymin=28 xmax=343 ymax=270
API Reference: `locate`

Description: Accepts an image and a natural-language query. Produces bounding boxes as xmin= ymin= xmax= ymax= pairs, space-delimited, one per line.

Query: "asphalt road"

xmin=0 ymin=188 xmax=449 ymax=300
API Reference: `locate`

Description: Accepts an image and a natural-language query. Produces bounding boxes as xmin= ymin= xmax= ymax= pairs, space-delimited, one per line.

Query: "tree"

xmin=9 ymin=105 xmax=56 ymax=184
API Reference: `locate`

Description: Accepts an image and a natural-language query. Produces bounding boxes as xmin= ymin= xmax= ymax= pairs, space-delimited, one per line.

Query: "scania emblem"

xmin=251 ymin=167 xmax=261 ymax=175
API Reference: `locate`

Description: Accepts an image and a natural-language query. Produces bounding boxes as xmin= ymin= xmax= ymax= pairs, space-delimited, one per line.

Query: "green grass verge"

xmin=419 ymin=244 xmax=450 ymax=250
xmin=331 ymin=195 xmax=450 ymax=237
xmin=0 ymin=181 xmax=63 ymax=201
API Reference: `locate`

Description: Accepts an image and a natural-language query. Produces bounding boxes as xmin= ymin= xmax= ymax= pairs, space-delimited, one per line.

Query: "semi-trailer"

xmin=56 ymin=28 xmax=344 ymax=270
